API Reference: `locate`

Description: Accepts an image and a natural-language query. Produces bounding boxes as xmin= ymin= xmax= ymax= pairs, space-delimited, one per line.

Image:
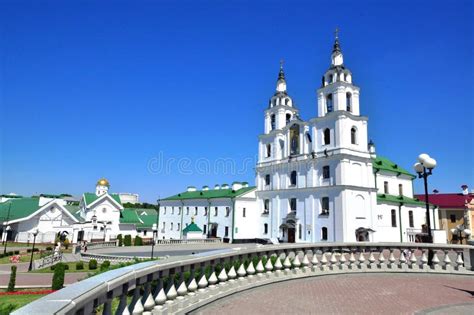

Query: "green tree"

xmin=7 ymin=265 xmax=17 ymax=292
xmin=52 ymin=263 xmax=65 ymax=290
xmin=124 ymin=235 xmax=132 ymax=246
xmin=117 ymin=234 xmax=123 ymax=247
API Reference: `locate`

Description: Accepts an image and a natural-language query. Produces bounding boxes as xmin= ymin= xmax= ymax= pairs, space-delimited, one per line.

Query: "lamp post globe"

xmin=414 ymin=163 xmax=424 ymax=174
xmin=423 ymin=157 xmax=437 ymax=169
xmin=418 ymin=153 xmax=430 ymax=164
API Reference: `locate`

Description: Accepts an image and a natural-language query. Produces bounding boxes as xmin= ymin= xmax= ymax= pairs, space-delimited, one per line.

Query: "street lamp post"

xmin=28 ymin=228 xmax=39 ymax=272
xmin=151 ymin=223 xmax=158 ymax=259
xmin=414 ymin=153 xmax=437 ymax=264
xmin=3 ymin=225 xmax=11 ymax=254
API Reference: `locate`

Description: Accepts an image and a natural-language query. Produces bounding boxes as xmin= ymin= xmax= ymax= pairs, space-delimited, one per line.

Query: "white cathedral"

xmin=159 ymin=33 xmax=444 ymax=244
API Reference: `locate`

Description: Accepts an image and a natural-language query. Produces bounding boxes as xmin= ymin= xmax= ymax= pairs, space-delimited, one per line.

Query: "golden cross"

xmin=280 ymin=59 xmax=284 ymax=69
xmin=335 ymin=27 xmax=339 ymax=39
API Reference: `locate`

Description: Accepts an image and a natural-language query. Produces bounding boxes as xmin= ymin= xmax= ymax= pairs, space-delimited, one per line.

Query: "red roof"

xmin=415 ymin=193 xmax=473 ymax=209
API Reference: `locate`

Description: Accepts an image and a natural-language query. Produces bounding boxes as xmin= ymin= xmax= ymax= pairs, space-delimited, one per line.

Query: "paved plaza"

xmin=192 ymin=274 xmax=474 ymax=315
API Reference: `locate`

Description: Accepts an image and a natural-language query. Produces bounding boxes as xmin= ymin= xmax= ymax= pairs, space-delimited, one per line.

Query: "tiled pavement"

xmin=192 ymin=274 xmax=474 ymax=315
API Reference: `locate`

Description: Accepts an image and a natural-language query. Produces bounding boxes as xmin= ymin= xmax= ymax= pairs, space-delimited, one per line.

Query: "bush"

xmin=134 ymin=236 xmax=143 ymax=246
xmin=13 ymin=250 xmax=19 ymax=255
xmin=123 ymin=235 xmax=132 ymax=246
xmin=117 ymin=234 xmax=123 ymax=247
xmin=7 ymin=265 xmax=17 ymax=292
xmin=0 ymin=253 xmax=4 ymax=258
xmin=76 ymin=261 xmax=84 ymax=270
xmin=89 ymin=259 xmax=98 ymax=270
xmin=0 ymin=303 xmax=16 ymax=314
xmin=100 ymin=260 xmax=111 ymax=271
xmin=52 ymin=263 xmax=65 ymax=290
xmin=63 ymin=239 xmax=70 ymax=249
xmin=46 ymin=246 xmax=53 ymax=251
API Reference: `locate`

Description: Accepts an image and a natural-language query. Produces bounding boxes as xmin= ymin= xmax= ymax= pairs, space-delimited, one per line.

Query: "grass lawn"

xmin=32 ymin=262 xmax=93 ymax=273
xmin=0 ymin=293 xmax=47 ymax=314
xmin=0 ymin=253 xmax=42 ymax=264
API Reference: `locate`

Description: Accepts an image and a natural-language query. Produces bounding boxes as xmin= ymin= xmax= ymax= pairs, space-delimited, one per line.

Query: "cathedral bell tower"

xmin=317 ymin=29 xmax=360 ymax=117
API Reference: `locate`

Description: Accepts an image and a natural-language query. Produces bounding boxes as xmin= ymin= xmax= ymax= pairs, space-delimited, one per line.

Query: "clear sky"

xmin=1 ymin=0 xmax=472 ymax=202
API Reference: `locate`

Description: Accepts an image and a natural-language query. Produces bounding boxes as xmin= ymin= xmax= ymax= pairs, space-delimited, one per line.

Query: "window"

xmin=290 ymin=198 xmax=297 ymax=211
xmin=322 ymin=227 xmax=328 ymax=241
xmin=326 ymin=94 xmax=333 ymax=113
xmin=266 ymin=144 xmax=271 ymax=157
xmin=144 ymin=230 xmax=147 ymax=236
xmin=163 ymin=207 xmax=166 ymax=215
xmin=185 ymin=223 xmax=188 ymax=227
xmin=171 ymin=207 xmax=174 ymax=215
xmin=290 ymin=124 xmax=300 ymax=155
xmin=321 ymin=197 xmax=329 ymax=214
xmin=323 ymin=166 xmax=330 ymax=179
xmin=214 ymin=207 xmax=218 ymax=216
xmin=290 ymin=171 xmax=297 ymax=186
xmin=299 ymin=224 xmax=302 ymax=239
xmin=170 ymin=222 xmax=174 ymax=230
xmin=162 ymin=222 xmax=165 ymax=230
xmin=178 ymin=207 xmax=181 ymax=215
xmin=225 ymin=226 xmax=229 ymax=237
xmin=328 ymin=74 xmax=333 ymax=84
xmin=398 ymin=184 xmax=403 ymax=196
xmin=264 ymin=223 xmax=268 ymax=234
xmin=204 ymin=207 xmax=208 ymax=216
xmin=243 ymin=208 xmax=246 ymax=217
xmin=177 ymin=223 xmax=180 ymax=231
xmin=265 ymin=174 xmax=271 ymax=186
xmin=324 ymin=128 xmax=330 ymax=145
xmin=351 ymin=127 xmax=357 ymax=145
xmin=409 ymin=211 xmax=414 ymax=228
xmin=203 ymin=225 xmax=207 ymax=234
xmin=450 ymin=214 xmax=456 ymax=223
xmin=192 ymin=207 xmax=196 ymax=215
xmin=285 ymin=98 xmax=290 ymax=106
xmin=271 ymin=114 xmax=276 ymax=130
xmin=186 ymin=207 xmax=190 ymax=215
xmin=286 ymin=113 xmax=292 ymax=124
xmin=346 ymin=92 xmax=352 ymax=112
xmin=391 ymin=209 xmax=397 ymax=227
xmin=225 ymin=207 xmax=230 ymax=217
xmin=264 ymin=199 xmax=270 ymax=213
xmin=384 ymin=181 xmax=389 ymax=194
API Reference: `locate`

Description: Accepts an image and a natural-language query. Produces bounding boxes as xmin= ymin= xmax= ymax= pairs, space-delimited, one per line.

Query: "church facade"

xmin=159 ymin=33 xmax=442 ymax=244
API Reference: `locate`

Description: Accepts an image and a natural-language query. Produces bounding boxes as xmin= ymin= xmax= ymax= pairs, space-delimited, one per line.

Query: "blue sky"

xmin=1 ymin=0 xmax=472 ymax=202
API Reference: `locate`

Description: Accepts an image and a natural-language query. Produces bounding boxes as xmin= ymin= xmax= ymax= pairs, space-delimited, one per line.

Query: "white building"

xmin=0 ymin=179 xmax=157 ymax=244
xmin=159 ymin=33 xmax=441 ymax=244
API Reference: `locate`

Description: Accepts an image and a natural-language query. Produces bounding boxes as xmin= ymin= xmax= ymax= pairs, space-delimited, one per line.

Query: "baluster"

xmin=455 ymin=251 xmax=465 ymax=271
xmin=311 ymin=251 xmax=319 ymax=270
xmin=228 ymin=265 xmax=237 ymax=280
xmin=409 ymin=249 xmax=418 ymax=270
xmin=246 ymin=260 xmax=256 ymax=276
xmin=218 ymin=266 xmax=229 ymax=282
xmin=153 ymin=279 xmax=167 ymax=309
xmin=420 ymin=250 xmax=428 ymax=270
xmin=292 ymin=253 xmax=301 ymax=269
xmin=274 ymin=257 xmax=283 ymax=272
xmin=388 ymin=249 xmax=396 ymax=269
xmin=399 ymin=249 xmax=407 ymax=270
xmin=116 ymin=284 xmax=130 ymax=315
xmin=256 ymin=259 xmax=265 ymax=275
xmin=339 ymin=250 xmax=347 ymax=270
xmin=197 ymin=273 xmax=208 ymax=291
xmin=176 ymin=274 xmax=188 ymax=298
xmin=208 ymin=268 xmax=218 ymax=287
xmin=431 ymin=250 xmax=440 ymax=270
xmin=443 ymin=250 xmax=452 ymax=271
xmin=166 ymin=280 xmax=177 ymax=302
xmin=130 ymin=286 xmax=144 ymax=315
xmin=283 ymin=255 xmax=292 ymax=270
xmin=368 ymin=251 xmax=376 ymax=269
xmin=237 ymin=262 xmax=246 ymax=278
xmin=377 ymin=248 xmax=385 ymax=269
xmin=103 ymin=298 xmax=113 ymax=315
xmin=187 ymin=276 xmax=198 ymax=294
xmin=358 ymin=249 xmax=366 ymax=269
xmin=302 ymin=254 xmax=310 ymax=269
xmin=265 ymin=257 xmax=274 ymax=273
xmin=142 ymin=282 xmax=155 ymax=313
xmin=320 ymin=252 xmax=328 ymax=271
xmin=348 ymin=251 xmax=356 ymax=269
xmin=329 ymin=251 xmax=338 ymax=269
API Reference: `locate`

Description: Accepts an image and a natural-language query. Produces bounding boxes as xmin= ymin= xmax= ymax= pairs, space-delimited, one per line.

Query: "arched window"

xmin=321 ymin=197 xmax=329 ymax=214
xmin=290 ymin=198 xmax=297 ymax=211
xmin=270 ymin=114 xmax=276 ymax=130
xmin=264 ymin=199 xmax=270 ymax=213
xmin=214 ymin=207 xmax=218 ymax=216
xmin=170 ymin=222 xmax=173 ymax=230
xmin=204 ymin=207 xmax=208 ymax=216
xmin=326 ymin=94 xmax=333 ymax=113
xmin=328 ymin=74 xmax=333 ymax=84
xmin=324 ymin=128 xmax=331 ymax=145
xmin=286 ymin=113 xmax=292 ymax=125
xmin=391 ymin=209 xmax=397 ymax=227
xmin=285 ymin=98 xmax=290 ymax=105
xmin=194 ymin=207 xmax=198 ymax=216
xmin=290 ymin=124 xmax=300 ymax=155
xmin=409 ymin=211 xmax=414 ymax=228
xmin=225 ymin=207 xmax=230 ymax=217
xmin=351 ymin=127 xmax=357 ymax=144
xmin=186 ymin=207 xmax=189 ymax=215
xmin=265 ymin=174 xmax=271 ymax=186
xmin=264 ymin=223 xmax=268 ymax=234
xmin=321 ymin=227 xmax=328 ymax=241
xmin=290 ymin=171 xmax=297 ymax=186
xmin=266 ymin=144 xmax=271 ymax=157
xmin=384 ymin=181 xmax=389 ymax=194
xmin=346 ymin=92 xmax=352 ymax=112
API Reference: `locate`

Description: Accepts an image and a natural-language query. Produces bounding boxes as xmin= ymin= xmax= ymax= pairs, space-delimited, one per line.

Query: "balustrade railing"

xmin=14 ymin=242 xmax=473 ymax=315
xmin=35 ymin=251 xmax=63 ymax=270
xmin=155 ymin=238 xmax=222 ymax=245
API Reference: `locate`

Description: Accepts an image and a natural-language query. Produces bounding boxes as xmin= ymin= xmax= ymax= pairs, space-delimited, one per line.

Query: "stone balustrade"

xmin=13 ymin=242 xmax=474 ymax=315
xmin=155 ymin=238 xmax=222 ymax=245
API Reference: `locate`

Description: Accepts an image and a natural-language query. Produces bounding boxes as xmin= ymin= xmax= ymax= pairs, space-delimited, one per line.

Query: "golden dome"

xmin=97 ymin=178 xmax=110 ymax=187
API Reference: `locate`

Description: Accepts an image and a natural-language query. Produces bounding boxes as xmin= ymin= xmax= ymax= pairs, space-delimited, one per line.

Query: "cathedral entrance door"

xmin=288 ymin=228 xmax=295 ymax=243
xmin=77 ymin=230 xmax=84 ymax=242
xmin=210 ymin=224 xmax=218 ymax=238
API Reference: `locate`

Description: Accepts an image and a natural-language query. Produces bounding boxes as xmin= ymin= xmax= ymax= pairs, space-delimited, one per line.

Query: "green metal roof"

xmin=0 ymin=195 xmax=23 ymax=198
xmin=120 ymin=208 xmax=143 ymax=224
xmin=0 ymin=198 xmax=40 ymax=221
xmin=129 ymin=208 xmax=158 ymax=228
xmin=372 ymin=157 xmax=415 ymax=178
xmin=83 ymin=193 xmax=122 ymax=206
xmin=377 ymin=194 xmax=427 ymax=206
xmin=183 ymin=222 xmax=202 ymax=234
xmin=64 ymin=205 xmax=84 ymax=222
xmin=162 ymin=186 xmax=255 ymax=201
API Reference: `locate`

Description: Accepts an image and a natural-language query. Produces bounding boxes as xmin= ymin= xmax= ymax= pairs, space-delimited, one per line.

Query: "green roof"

xmin=372 ymin=157 xmax=415 ymax=178
xmin=183 ymin=222 xmax=202 ymax=234
xmin=0 ymin=198 xmax=40 ymax=221
xmin=120 ymin=208 xmax=143 ymax=224
xmin=0 ymin=195 xmax=23 ymax=198
xmin=83 ymin=193 xmax=122 ymax=206
xmin=130 ymin=208 xmax=158 ymax=228
xmin=377 ymin=194 xmax=427 ymax=206
xmin=162 ymin=186 xmax=255 ymax=201
xmin=64 ymin=205 xmax=83 ymax=222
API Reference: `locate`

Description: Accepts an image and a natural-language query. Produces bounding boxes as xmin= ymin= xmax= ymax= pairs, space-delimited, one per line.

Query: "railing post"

xmin=463 ymin=247 xmax=473 ymax=271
